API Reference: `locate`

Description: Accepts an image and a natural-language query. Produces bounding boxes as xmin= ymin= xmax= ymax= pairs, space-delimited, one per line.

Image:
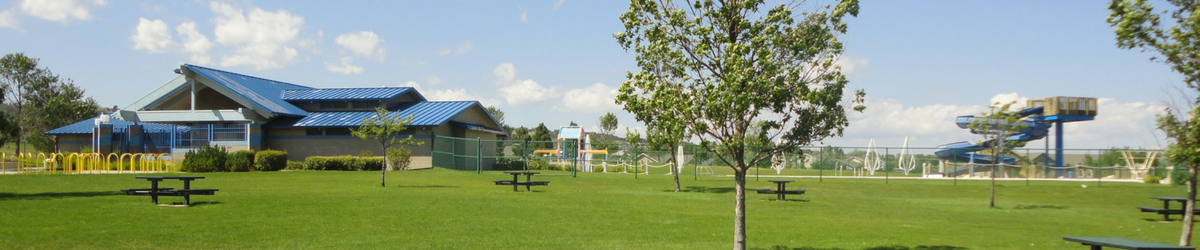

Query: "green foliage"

xmin=254 ymin=150 xmax=288 ymax=171
xmin=599 ymin=112 xmax=618 ymax=136
xmin=286 ymin=160 xmax=305 ymax=170
xmin=386 ymin=147 xmax=412 ymax=171
xmin=525 ymin=159 xmax=571 ymax=171
xmin=303 ymin=156 xmax=383 ymax=171
xmin=492 ymin=158 xmax=526 ymax=171
xmin=1173 ymin=171 xmax=1192 ymax=186
xmin=485 ymin=105 xmax=506 ymax=130
xmin=226 ymin=150 xmax=255 ymax=172
xmin=531 ymin=123 xmax=553 ymax=149
xmin=180 ymin=145 xmax=228 ymax=172
xmin=1144 ymin=175 xmax=1164 ymax=184
xmin=0 ymin=53 xmax=99 ymax=153
xmin=359 ymin=150 xmax=374 ymax=158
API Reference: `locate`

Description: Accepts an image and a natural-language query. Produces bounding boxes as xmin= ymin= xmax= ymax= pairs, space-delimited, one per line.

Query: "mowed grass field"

xmin=0 ymin=168 xmax=1190 ymax=249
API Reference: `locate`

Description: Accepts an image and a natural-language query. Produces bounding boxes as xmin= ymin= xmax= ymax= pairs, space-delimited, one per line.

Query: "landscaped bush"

xmin=1172 ymin=171 xmax=1191 ymax=186
xmin=227 ymin=150 xmax=255 ymax=172
xmin=1143 ymin=175 xmax=1164 ymax=184
xmin=493 ymin=159 xmax=526 ymax=171
xmin=180 ymin=145 xmax=228 ymax=172
xmin=286 ymin=160 xmax=305 ymax=170
xmin=386 ymin=147 xmax=412 ymax=170
xmin=254 ymin=150 xmax=288 ymax=171
xmin=303 ymin=156 xmax=383 ymax=171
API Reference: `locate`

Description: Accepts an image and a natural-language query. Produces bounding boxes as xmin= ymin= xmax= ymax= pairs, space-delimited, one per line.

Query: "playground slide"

xmin=934 ymin=107 xmax=1050 ymax=175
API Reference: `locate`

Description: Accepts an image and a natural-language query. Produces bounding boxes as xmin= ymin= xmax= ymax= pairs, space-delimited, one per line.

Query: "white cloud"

xmin=131 ymin=18 xmax=175 ymax=53
xmin=176 ymin=21 xmax=214 ymax=65
xmin=335 ymin=31 xmax=385 ymax=60
xmin=437 ymin=41 xmax=473 ymax=56
xmin=210 ymin=1 xmax=304 ymax=70
xmin=825 ymin=93 xmax=1167 ymax=150
xmin=400 ymin=81 xmax=498 ymax=106
xmin=552 ymin=83 xmax=622 ymax=113
xmin=834 ymin=56 xmax=869 ymax=80
xmin=553 ymin=0 xmax=566 ymax=9
xmin=19 ymin=0 xmax=106 ymax=23
xmin=493 ymin=63 xmax=558 ymax=106
xmin=519 ymin=8 xmax=528 ymax=22
xmin=324 ymin=57 xmax=363 ymax=74
xmin=988 ymin=92 xmax=1028 ymax=108
xmin=0 ymin=9 xmax=20 ymax=31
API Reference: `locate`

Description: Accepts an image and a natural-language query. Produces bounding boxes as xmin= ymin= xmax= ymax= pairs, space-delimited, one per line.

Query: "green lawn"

xmin=0 ymin=169 xmax=1190 ymax=249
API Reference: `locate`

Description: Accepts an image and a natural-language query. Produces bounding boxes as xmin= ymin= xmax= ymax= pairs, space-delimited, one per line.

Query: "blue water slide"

xmin=934 ymin=107 xmax=1050 ymax=165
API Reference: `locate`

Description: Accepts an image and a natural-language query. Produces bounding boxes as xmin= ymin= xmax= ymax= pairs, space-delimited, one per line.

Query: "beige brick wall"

xmin=263 ymin=127 xmax=436 ymax=168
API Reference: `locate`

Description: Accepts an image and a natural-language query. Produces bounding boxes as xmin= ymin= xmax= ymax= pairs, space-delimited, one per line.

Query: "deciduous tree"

xmin=966 ymin=101 xmax=1026 ymax=208
xmin=615 ymin=0 xmax=863 ymax=248
xmin=351 ymin=107 xmax=425 ymax=187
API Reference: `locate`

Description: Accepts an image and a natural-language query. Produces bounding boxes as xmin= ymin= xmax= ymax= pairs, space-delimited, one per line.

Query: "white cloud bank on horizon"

xmin=822 ymin=93 xmax=1167 ymax=150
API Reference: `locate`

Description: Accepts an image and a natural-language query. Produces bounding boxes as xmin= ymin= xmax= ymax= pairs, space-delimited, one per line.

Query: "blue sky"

xmin=0 ymin=0 xmax=1179 ymax=150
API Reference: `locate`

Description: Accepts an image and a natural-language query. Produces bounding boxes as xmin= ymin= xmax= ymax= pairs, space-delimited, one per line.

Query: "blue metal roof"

xmin=281 ymin=87 xmax=416 ymax=101
xmin=185 ymin=64 xmax=311 ymax=117
xmin=45 ymin=116 xmax=183 ymax=135
xmin=272 ymin=101 xmax=486 ymax=128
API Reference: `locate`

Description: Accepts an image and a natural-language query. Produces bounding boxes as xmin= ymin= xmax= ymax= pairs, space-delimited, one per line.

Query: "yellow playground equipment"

xmin=531 ymin=126 xmax=609 ymax=172
xmin=0 ymin=152 xmax=174 ymax=175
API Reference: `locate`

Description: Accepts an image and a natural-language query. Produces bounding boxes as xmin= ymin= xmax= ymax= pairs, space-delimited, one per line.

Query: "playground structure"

xmin=532 ymin=126 xmax=609 ymax=172
xmin=0 ymin=152 xmax=174 ymax=174
xmin=934 ymin=96 xmax=1097 ymax=178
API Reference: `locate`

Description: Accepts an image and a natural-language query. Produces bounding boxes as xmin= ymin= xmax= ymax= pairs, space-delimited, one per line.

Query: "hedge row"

xmin=302 ymin=156 xmax=383 ymax=171
xmin=179 ymin=146 xmax=289 ymax=172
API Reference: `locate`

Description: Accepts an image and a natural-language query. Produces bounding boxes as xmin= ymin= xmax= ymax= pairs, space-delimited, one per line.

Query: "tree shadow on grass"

xmin=396 ymin=185 xmax=457 ymax=188
xmin=677 ymin=186 xmax=735 ymax=194
xmin=753 ymin=245 xmax=967 ymax=250
xmin=0 ymin=191 xmax=123 ymax=201
xmin=1012 ymin=204 xmax=1067 ymax=210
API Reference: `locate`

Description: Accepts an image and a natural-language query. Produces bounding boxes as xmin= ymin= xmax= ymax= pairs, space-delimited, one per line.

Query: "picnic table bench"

xmin=1063 ymin=236 xmax=1194 ymax=250
xmin=123 ymin=176 xmax=218 ymax=206
xmin=495 ymin=171 xmax=549 ymax=192
xmin=1139 ymin=197 xmax=1200 ymax=221
xmin=757 ymin=180 xmax=805 ymax=201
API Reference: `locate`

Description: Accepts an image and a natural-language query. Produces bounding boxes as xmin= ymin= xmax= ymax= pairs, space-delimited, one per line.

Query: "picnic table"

xmin=494 ymin=171 xmax=549 ymax=192
xmin=122 ymin=176 xmax=218 ymax=206
xmin=1139 ymin=197 xmax=1200 ymax=221
xmin=1063 ymin=236 xmax=1194 ymax=250
xmin=756 ymin=180 xmax=805 ymax=201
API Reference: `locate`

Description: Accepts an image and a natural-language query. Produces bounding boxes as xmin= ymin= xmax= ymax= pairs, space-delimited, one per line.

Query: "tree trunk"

xmin=733 ymin=168 xmax=747 ymax=250
xmin=672 ymin=147 xmax=681 ymax=192
xmin=381 ymin=154 xmax=387 ymax=187
xmin=1181 ymin=166 xmax=1197 ymax=246
xmin=990 ymin=163 xmax=997 ymax=208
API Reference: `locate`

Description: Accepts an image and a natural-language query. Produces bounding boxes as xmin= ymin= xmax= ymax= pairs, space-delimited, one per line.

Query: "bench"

xmin=1139 ymin=207 xmax=1200 ymax=215
xmin=121 ymin=188 xmax=176 ymax=195
xmin=1063 ymin=236 xmax=1194 ymax=250
xmin=756 ymin=189 xmax=805 ymax=195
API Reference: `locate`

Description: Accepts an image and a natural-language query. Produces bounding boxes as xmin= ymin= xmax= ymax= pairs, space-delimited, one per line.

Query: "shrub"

xmin=180 ymin=145 xmax=228 ymax=172
xmin=227 ymin=150 xmax=255 ymax=172
xmin=1172 ymin=171 xmax=1192 ymax=186
xmin=286 ymin=160 xmax=305 ymax=170
xmin=304 ymin=156 xmax=383 ymax=171
xmin=1144 ymin=175 xmax=1164 ymax=184
xmin=493 ymin=159 xmax=526 ymax=171
xmin=386 ymin=147 xmax=412 ymax=171
xmin=360 ymin=150 xmax=374 ymax=158
xmin=254 ymin=150 xmax=288 ymax=171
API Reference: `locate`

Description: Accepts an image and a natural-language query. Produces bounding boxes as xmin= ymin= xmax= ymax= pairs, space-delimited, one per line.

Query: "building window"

xmin=351 ymin=101 xmax=379 ymax=109
xmin=325 ymin=128 xmax=352 ymax=136
xmin=319 ymin=102 xmax=348 ymax=109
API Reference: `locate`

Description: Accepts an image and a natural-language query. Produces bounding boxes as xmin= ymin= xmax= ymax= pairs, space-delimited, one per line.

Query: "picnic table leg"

xmin=1165 ymin=200 xmax=1172 ymax=221
xmin=526 ymin=174 xmax=532 ymax=191
xmin=1090 ymin=245 xmax=1101 ymax=250
xmin=150 ymin=180 xmax=160 ymax=204
xmin=513 ymin=175 xmax=519 ymax=192
xmin=777 ymin=183 xmax=785 ymax=201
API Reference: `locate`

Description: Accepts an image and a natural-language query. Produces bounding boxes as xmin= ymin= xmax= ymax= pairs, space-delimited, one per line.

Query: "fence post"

xmin=477 ymin=137 xmax=482 ymax=174
xmin=885 ymin=148 xmax=889 ymax=184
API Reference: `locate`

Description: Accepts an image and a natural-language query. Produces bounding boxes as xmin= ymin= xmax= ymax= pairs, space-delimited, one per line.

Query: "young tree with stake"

xmin=352 ymin=107 xmax=425 ymax=187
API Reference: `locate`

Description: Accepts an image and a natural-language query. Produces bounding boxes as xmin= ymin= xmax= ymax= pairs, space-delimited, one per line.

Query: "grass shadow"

xmin=680 ymin=186 xmax=735 ymax=194
xmin=187 ymin=201 xmax=221 ymax=207
xmin=397 ymin=185 xmax=457 ymax=188
xmin=1012 ymin=204 xmax=1068 ymax=210
xmin=753 ymin=246 xmax=967 ymax=250
xmin=0 ymin=191 xmax=123 ymax=200
xmin=761 ymin=198 xmax=809 ymax=202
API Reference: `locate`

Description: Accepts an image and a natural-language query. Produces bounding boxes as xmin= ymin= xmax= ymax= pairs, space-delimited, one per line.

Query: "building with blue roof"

xmin=45 ymin=64 xmax=506 ymax=169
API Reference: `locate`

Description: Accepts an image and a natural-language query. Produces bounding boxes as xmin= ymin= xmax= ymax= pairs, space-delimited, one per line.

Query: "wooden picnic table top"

xmin=1063 ymin=236 xmax=1194 ymax=250
xmin=135 ymin=176 xmax=206 ymax=180
xmin=503 ymin=171 xmax=540 ymax=175
xmin=767 ymin=180 xmax=794 ymax=184
xmin=1152 ymin=197 xmax=1189 ymax=202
